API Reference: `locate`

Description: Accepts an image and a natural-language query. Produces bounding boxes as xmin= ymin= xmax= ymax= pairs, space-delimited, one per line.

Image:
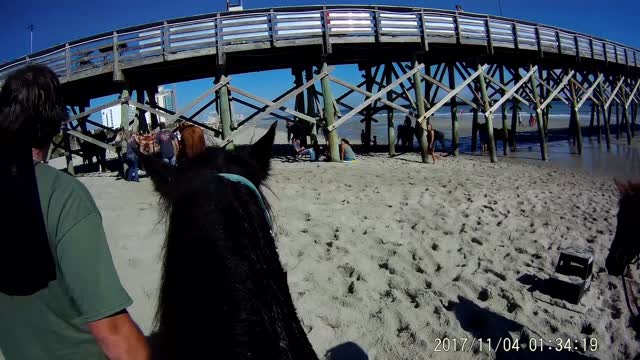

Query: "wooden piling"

xmin=217 ymin=76 xmax=234 ymax=150
xmin=146 ymin=87 xmax=160 ymax=130
xmin=600 ymin=80 xmax=612 ymax=149
xmin=416 ymin=64 xmax=430 ymax=159
xmin=615 ymin=103 xmax=620 ymax=140
xmin=596 ymin=105 xmax=601 ymax=144
xmin=499 ymin=66 xmax=509 ymax=156
xmin=62 ymin=125 xmax=75 ymax=176
xmin=477 ymin=63 xmax=498 ymax=163
xmin=510 ymin=68 xmax=521 ymax=151
xmin=120 ymin=87 xmax=130 ymax=130
xmin=136 ymin=89 xmax=149 ymax=134
xmin=447 ymin=63 xmax=459 ymax=156
xmin=363 ymin=66 xmax=374 ymax=152
xmin=569 ymin=80 xmax=583 ymax=155
xmin=320 ymin=61 xmax=340 ymax=162
xmin=412 ymin=59 xmax=428 ymax=161
xmin=529 ymin=65 xmax=548 ymax=161
xmin=632 ymin=102 xmax=638 ymax=138
xmin=471 ymin=104 xmax=479 ymax=152
xmin=622 ymin=83 xmax=632 ymax=145
xmin=305 ymin=67 xmax=318 ymax=136
xmin=538 ymin=67 xmax=549 ymax=135
xmin=293 ymin=67 xmax=306 ymax=144
xmin=588 ymin=103 xmax=595 ymax=138
xmin=78 ymin=106 xmax=88 ymax=133
xmin=385 ymin=64 xmax=396 ymax=156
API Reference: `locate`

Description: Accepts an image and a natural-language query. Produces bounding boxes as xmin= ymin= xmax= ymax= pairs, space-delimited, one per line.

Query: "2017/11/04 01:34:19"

xmin=432 ymin=337 xmax=598 ymax=352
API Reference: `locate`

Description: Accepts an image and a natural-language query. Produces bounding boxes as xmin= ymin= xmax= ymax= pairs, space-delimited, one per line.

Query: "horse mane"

xmin=144 ymin=123 xmax=317 ymax=360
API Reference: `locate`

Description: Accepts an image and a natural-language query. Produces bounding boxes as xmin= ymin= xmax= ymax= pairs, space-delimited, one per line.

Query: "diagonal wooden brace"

xmin=416 ymin=64 xmax=489 ymax=126
xmin=327 ymin=64 xmax=424 ymax=132
xmin=539 ymin=70 xmax=575 ymax=111
xmin=485 ymin=66 xmax=537 ymax=116
xmin=165 ymin=76 xmax=231 ymax=124
xmin=576 ymin=74 xmax=603 ymax=109
xmin=605 ymin=76 xmax=625 ymax=109
xmin=221 ymin=67 xmax=335 ymax=146
xmin=482 ymin=72 xmax=530 ymax=106
xmin=625 ymin=79 xmax=640 ymax=108
xmin=229 ymin=85 xmax=316 ymax=124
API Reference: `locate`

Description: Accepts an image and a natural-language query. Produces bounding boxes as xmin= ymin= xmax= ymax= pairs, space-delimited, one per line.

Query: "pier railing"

xmin=1 ymin=5 xmax=638 ymax=85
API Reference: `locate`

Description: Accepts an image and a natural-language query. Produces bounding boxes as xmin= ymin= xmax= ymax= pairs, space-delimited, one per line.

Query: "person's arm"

xmin=88 ymin=311 xmax=150 ymax=360
xmin=54 ymin=205 xmax=148 ymax=360
xmin=340 ymin=144 xmax=344 ymax=160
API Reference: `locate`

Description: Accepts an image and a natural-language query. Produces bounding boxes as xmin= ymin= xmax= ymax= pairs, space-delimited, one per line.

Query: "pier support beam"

xmin=448 ymin=63 xmax=459 ymax=156
xmin=120 ymin=87 xmax=130 ymax=130
xmin=413 ymin=59 xmax=428 ymax=161
xmin=622 ymin=82 xmax=632 ymax=145
xmin=216 ymin=76 xmax=233 ymax=149
xmin=569 ymin=80 xmax=583 ymax=155
xmin=477 ymin=64 xmax=497 ymax=163
xmin=529 ymin=65 xmax=548 ymax=161
xmin=499 ymin=66 xmax=509 ymax=156
xmin=305 ymin=67 xmax=318 ymax=137
xmin=62 ymin=125 xmax=75 ymax=176
xmin=363 ymin=66 xmax=374 ymax=153
xmin=600 ymin=79 xmax=612 ymax=149
xmin=320 ymin=61 xmax=340 ymax=162
xmin=510 ymin=68 xmax=521 ymax=151
xmin=615 ymin=103 xmax=620 ymax=140
xmin=136 ymin=89 xmax=149 ymax=134
xmin=145 ymin=87 xmax=160 ymax=130
xmin=589 ymin=103 xmax=595 ymax=138
xmin=293 ymin=67 xmax=307 ymax=146
xmin=385 ymin=64 xmax=396 ymax=157
xmin=596 ymin=106 xmax=602 ymax=144
xmin=471 ymin=98 xmax=479 ymax=152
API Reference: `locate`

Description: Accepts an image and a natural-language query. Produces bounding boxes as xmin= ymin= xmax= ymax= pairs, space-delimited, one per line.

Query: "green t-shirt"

xmin=0 ymin=164 xmax=132 ymax=360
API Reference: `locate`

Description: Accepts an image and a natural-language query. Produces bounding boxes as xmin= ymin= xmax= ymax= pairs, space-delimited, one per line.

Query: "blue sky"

xmin=0 ymin=0 xmax=637 ymax=121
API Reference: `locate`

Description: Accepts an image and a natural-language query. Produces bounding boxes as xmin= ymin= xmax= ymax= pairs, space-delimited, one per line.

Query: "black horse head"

xmin=606 ymin=179 xmax=640 ymax=277
xmin=141 ymin=122 xmax=317 ymax=360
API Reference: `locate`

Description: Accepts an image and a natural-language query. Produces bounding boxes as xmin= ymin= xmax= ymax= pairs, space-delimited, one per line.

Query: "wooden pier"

xmin=1 ymin=5 xmax=638 ymax=166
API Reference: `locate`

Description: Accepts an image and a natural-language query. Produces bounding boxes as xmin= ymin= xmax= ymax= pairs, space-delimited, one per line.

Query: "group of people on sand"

xmin=291 ymin=135 xmax=357 ymax=162
xmin=120 ymin=122 xmax=179 ymax=182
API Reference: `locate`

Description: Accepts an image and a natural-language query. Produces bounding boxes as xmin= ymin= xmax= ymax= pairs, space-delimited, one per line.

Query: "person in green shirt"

xmin=0 ymin=65 xmax=150 ymax=359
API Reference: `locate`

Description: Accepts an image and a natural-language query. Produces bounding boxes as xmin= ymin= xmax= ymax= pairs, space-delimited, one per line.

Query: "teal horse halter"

xmin=217 ymin=173 xmax=273 ymax=229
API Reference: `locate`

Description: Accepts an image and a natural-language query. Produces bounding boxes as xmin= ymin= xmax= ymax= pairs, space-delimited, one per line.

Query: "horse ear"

xmin=249 ymin=121 xmax=276 ymax=182
xmin=140 ymin=154 xmax=176 ymax=199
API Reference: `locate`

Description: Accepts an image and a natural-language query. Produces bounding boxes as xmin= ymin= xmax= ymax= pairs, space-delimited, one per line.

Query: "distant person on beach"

xmin=426 ymin=124 xmax=441 ymax=163
xmin=126 ymin=134 xmax=140 ymax=182
xmin=518 ymin=112 xmax=524 ymax=126
xmin=292 ymin=136 xmax=316 ymax=161
xmin=529 ymin=113 xmax=536 ymax=127
xmin=155 ymin=122 xmax=178 ymax=165
xmin=479 ymin=123 xmax=489 ymax=153
xmin=340 ymin=138 xmax=356 ymax=161
xmin=372 ymin=136 xmax=378 ymax=147
xmin=0 ymin=65 xmax=149 ymax=359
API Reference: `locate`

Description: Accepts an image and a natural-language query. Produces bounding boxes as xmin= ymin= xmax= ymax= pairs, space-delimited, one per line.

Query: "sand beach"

xmin=12 ymin=129 xmax=633 ymax=360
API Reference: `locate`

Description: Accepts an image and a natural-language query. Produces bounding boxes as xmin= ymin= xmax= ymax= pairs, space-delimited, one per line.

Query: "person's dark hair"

xmin=341 ymin=138 xmax=350 ymax=145
xmin=159 ymin=122 xmax=167 ymax=130
xmin=0 ymin=65 xmax=68 ymax=148
xmin=0 ymin=64 xmax=62 ymax=295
